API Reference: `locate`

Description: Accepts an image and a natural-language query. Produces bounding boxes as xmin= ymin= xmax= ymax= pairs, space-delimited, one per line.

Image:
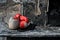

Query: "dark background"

xmin=7 ymin=37 xmax=60 ymax=40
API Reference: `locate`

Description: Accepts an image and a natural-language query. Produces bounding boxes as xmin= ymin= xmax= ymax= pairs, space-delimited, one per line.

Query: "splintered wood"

xmin=35 ymin=0 xmax=41 ymax=16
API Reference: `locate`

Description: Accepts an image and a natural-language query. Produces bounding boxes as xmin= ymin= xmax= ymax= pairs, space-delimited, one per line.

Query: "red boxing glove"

xmin=20 ymin=16 xmax=29 ymax=23
xmin=20 ymin=21 xmax=28 ymax=29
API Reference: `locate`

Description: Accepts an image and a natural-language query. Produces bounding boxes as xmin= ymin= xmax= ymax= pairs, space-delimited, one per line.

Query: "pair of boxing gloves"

xmin=8 ymin=13 xmax=29 ymax=29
